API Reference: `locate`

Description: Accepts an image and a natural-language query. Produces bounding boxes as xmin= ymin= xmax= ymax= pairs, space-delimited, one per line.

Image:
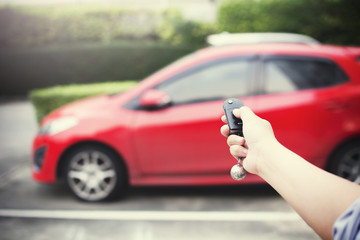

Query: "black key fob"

xmin=223 ymin=98 xmax=244 ymax=136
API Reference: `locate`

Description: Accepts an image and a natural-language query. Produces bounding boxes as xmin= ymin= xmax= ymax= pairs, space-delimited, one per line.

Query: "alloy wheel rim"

xmin=67 ymin=150 xmax=117 ymax=201
xmin=337 ymin=147 xmax=360 ymax=184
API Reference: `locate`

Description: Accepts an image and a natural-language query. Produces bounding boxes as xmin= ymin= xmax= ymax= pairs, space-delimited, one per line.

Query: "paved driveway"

xmin=0 ymin=99 xmax=319 ymax=240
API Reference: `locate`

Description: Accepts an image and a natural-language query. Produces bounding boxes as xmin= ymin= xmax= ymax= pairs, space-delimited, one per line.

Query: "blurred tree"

xmin=157 ymin=8 xmax=216 ymax=46
xmin=0 ymin=8 xmax=50 ymax=48
xmin=217 ymin=0 xmax=360 ymax=45
xmin=0 ymin=6 xmax=162 ymax=49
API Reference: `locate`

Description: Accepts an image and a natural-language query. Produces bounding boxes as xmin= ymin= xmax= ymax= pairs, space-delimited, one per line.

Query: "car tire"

xmin=64 ymin=145 xmax=127 ymax=202
xmin=328 ymin=140 xmax=360 ymax=184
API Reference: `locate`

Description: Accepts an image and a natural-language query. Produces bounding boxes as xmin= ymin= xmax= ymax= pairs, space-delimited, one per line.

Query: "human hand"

xmin=220 ymin=106 xmax=276 ymax=175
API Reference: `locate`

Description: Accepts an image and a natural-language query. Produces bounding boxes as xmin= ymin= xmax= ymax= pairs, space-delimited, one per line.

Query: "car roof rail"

xmin=206 ymin=32 xmax=320 ymax=46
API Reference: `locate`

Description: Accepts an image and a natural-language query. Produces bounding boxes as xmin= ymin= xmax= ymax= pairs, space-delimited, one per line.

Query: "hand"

xmin=224 ymin=106 xmax=360 ymax=240
xmin=220 ymin=106 xmax=276 ymax=175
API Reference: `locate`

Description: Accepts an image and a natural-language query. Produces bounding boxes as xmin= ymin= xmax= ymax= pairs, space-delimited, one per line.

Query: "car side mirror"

xmin=139 ymin=89 xmax=172 ymax=110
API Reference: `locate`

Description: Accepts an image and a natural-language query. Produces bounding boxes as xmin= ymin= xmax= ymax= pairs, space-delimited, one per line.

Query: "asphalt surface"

xmin=0 ymin=99 xmax=320 ymax=240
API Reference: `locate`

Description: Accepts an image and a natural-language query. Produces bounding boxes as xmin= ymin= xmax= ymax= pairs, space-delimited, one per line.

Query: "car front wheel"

xmin=328 ymin=141 xmax=360 ymax=184
xmin=64 ymin=145 xmax=127 ymax=201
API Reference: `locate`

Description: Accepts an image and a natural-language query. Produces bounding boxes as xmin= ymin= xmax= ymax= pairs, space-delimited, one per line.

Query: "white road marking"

xmin=0 ymin=209 xmax=301 ymax=222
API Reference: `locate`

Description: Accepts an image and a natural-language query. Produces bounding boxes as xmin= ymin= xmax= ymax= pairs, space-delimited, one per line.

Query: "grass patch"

xmin=29 ymin=81 xmax=137 ymax=123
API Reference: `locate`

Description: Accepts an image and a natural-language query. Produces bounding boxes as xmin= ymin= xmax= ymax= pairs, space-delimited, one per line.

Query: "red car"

xmin=32 ymin=34 xmax=360 ymax=202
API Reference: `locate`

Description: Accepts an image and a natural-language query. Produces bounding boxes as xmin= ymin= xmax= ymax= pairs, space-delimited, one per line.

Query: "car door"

xmin=252 ymin=55 xmax=349 ymax=166
xmin=132 ymin=56 xmax=257 ymax=177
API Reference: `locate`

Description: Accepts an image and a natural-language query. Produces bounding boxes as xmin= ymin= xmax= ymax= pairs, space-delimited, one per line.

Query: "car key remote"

xmin=223 ymin=98 xmax=246 ymax=181
xmin=223 ymin=98 xmax=244 ymax=137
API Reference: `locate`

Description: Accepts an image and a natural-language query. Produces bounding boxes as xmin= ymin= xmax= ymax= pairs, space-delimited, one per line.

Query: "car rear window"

xmin=263 ymin=57 xmax=348 ymax=94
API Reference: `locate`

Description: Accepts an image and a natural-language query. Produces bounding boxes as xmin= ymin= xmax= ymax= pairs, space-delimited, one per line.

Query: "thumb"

xmin=233 ymin=106 xmax=257 ymax=123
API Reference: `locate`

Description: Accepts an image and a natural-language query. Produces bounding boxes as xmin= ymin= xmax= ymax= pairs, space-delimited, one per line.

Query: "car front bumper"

xmin=31 ymin=135 xmax=66 ymax=183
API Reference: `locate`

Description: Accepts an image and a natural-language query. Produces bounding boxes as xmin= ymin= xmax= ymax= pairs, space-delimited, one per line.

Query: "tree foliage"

xmin=0 ymin=6 xmax=214 ymax=49
xmin=217 ymin=0 xmax=360 ymax=45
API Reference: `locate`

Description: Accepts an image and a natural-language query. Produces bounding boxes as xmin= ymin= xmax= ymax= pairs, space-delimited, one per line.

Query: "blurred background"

xmin=0 ymin=0 xmax=359 ymax=98
xmin=0 ymin=0 xmax=359 ymax=239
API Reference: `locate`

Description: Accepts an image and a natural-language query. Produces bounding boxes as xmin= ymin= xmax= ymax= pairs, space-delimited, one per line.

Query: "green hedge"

xmin=217 ymin=0 xmax=360 ymax=45
xmin=0 ymin=42 xmax=196 ymax=95
xmin=0 ymin=7 xmax=211 ymax=96
xmin=157 ymin=8 xmax=216 ymax=46
xmin=29 ymin=81 xmax=137 ymax=122
xmin=0 ymin=6 xmax=213 ymax=49
xmin=4 ymin=0 xmax=360 ymax=98
xmin=2 ymin=1 xmax=360 ymax=49
xmin=0 ymin=6 xmax=161 ymax=49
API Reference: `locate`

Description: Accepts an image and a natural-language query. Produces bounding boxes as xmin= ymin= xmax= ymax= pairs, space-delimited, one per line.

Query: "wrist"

xmin=255 ymin=139 xmax=284 ymax=179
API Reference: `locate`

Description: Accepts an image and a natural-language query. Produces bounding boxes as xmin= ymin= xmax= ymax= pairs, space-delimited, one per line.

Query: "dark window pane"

xmin=264 ymin=58 xmax=348 ymax=94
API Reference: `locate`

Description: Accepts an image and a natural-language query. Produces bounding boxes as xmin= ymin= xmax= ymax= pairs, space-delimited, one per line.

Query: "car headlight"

xmin=39 ymin=117 xmax=78 ymax=135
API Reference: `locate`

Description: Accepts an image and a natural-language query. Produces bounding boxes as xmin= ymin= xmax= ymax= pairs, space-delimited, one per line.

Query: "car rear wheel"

xmin=328 ymin=141 xmax=360 ymax=184
xmin=64 ymin=145 xmax=127 ymax=201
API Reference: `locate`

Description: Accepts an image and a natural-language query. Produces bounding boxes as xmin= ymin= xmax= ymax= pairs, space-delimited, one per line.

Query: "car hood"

xmin=41 ymin=94 xmax=114 ymax=125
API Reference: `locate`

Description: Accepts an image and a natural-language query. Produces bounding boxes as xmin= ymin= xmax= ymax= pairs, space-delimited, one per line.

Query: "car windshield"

xmin=111 ymin=53 xmax=196 ymax=96
xmin=144 ymin=52 xmax=196 ymax=79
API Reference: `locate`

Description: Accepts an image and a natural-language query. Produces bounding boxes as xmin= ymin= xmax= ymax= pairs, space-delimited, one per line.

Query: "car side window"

xmin=264 ymin=57 xmax=348 ymax=94
xmin=157 ymin=58 xmax=252 ymax=105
